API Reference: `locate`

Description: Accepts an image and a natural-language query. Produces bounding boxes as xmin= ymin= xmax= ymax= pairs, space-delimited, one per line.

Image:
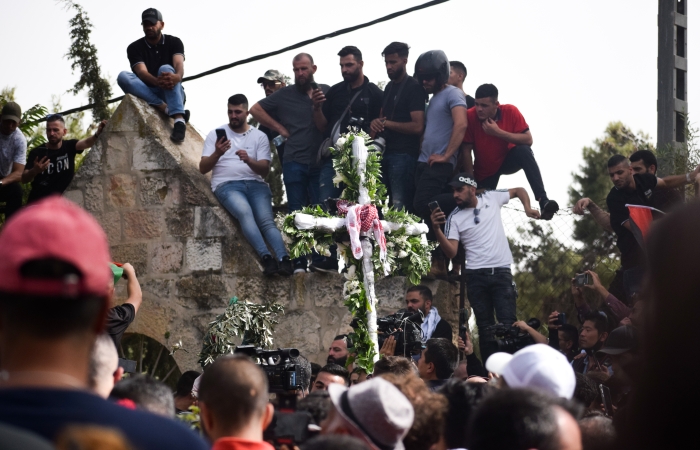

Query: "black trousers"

xmin=413 ymin=162 xmax=457 ymax=244
xmin=0 ymin=182 xmax=23 ymax=220
xmin=478 ymin=145 xmax=547 ymax=201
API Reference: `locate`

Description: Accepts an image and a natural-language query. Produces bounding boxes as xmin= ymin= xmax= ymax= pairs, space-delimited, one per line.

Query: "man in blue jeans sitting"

xmin=430 ymin=172 xmax=540 ymax=361
xmin=117 ymin=8 xmax=189 ymax=143
xmin=200 ymin=94 xmax=292 ymax=276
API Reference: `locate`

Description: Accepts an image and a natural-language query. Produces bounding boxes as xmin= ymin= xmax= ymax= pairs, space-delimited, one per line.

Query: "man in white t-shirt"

xmin=200 ymin=94 xmax=292 ymax=276
xmin=0 ymin=102 xmax=27 ymax=220
xmin=430 ymin=172 xmax=540 ymax=361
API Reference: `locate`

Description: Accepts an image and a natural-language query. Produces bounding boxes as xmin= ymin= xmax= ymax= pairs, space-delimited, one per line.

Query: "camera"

xmin=372 ymin=136 xmax=386 ymax=154
xmin=574 ymin=273 xmax=591 ymax=287
xmin=481 ymin=318 xmax=541 ymax=354
xmin=348 ymin=116 xmax=365 ymax=128
xmin=233 ymin=345 xmax=301 ymax=392
xmin=355 ymin=309 xmax=424 ymax=357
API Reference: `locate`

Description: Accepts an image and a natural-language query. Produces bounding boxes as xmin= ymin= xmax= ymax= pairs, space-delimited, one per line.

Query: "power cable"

xmin=44 ymin=0 xmax=450 ymax=121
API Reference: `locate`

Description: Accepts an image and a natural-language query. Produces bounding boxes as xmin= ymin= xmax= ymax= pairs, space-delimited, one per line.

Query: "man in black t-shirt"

xmin=107 ymin=263 xmax=142 ymax=348
xmin=448 ymin=61 xmax=476 ymax=108
xmin=256 ymin=69 xmax=287 ymax=161
xmin=117 ymin=8 xmax=188 ymax=143
xmin=22 ymin=114 xmax=106 ymax=204
xmin=370 ymin=42 xmax=427 ymax=213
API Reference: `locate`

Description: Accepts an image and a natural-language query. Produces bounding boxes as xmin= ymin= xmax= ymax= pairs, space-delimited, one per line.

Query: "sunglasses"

xmin=474 ymin=208 xmax=481 ymax=225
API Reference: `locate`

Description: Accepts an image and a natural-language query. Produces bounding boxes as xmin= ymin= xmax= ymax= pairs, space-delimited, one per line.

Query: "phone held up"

xmin=310 ymin=82 xmax=319 ymax=90
xmin=574 ymin=273 xmax=591 ymax=287
xmin=215 ymin=128 xmax=227 ymax=142
xmin=428 ymin=201 xmax=440 ymax=212
xmin=599 ymin=384 xmax=614 ymax=417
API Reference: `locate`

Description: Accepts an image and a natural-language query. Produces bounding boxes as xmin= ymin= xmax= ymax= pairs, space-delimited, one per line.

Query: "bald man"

xmin=89 ymin=334 xmax=123 ymax=399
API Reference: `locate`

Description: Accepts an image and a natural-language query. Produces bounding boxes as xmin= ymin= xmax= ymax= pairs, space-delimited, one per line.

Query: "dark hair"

xmin=293 ymin=52 xmax=314 ymax=64
xmin=579 ymin=415 xmax=616 ymax=450
xmin=629 ymin=150 xmax=657 ymax=169
xmin=573 ymin=373 xmax=598 ymax=408
xmin=319 ymin=364 xmax=349 ymax=385
xmin=474 ymin=84 xmax=498 ymax=101
xmin=438 ymin=380 xmax=495 ymax=449
xmin=449 ymin=61 xmax=467 ymax=77
xmin=228 ymin=94 xmax=248 ymax=108
xmin=297 ymin=391 xmax=332 ymax=426
xmin=110 ymin=374 xmax=175 ymax=417
xmin=424 ymin=338 xmax=458 ymax=380
xmin=333 ymin=334 xmax=352 ymax=348
xmin=406 ymin=285 xmax=433 ymax=302
xmin=338 ymin=46 xmax=362 ymax=62
xmin=175 ymin=370 xmax=201 ymax=397
xmin=310 ymin=362 xmax=322 ymax=376
xmin=374 ymin=356 xmax=415 ymax=377
xmin=607 ymin=154 xmax=629 ymax=168
xmin=381 ymin=373 xmax=447 ymax=450
xmin=382 ymin=42 xmax=410 ymax=58
xmin=46 ymin=113 xmax=66 ymax=124
xmin=559 ymin=324 xmax=579 ymax=351
xmin=302 ymin=435 xmax=370 ymax=450
xmin=582 ymin=311 xmax=609 ymax=335
xmin=292 ymin=354 xmax=312 ymax=392
xmin=197 ymin=355 xmax=269 ymax=431
xmin=468 ymin=389 xmax=568 ymax=450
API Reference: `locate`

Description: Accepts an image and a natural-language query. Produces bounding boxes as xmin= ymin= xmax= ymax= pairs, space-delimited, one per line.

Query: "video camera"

xmin=234 ymin=346 xmax=315 ymax=446
xmin=364 ymin=309 xmax=424 ymax=357
xmin=481 ymin=318 xmax=541 ymax=354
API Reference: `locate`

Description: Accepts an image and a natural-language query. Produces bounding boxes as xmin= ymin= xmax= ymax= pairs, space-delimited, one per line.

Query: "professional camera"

xmin=481 ymin=318 xmax=541 ymax=354
xmin=348 ymin=116 xmax=365 ymax=128
xmin=233 ymin=345 xmax=301 ymax=392
xmin=372 ymin=136 xmax=386 ymax=154
xmin=375 ymin=309 xmax=425 ymax=357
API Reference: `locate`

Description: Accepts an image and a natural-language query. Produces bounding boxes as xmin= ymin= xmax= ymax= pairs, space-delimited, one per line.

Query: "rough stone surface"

xmin=67 ymin=94 xmax=459 ymax=371
xmin=186 ymin=238 xmax=222 ymax=271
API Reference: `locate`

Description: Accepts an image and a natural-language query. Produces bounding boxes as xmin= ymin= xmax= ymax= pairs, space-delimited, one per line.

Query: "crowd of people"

xmin=2 ymin=6 xmax=700 ymax=450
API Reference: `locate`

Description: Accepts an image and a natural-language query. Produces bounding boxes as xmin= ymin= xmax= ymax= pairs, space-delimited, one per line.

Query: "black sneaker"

xmin=170 ymin=121 xmax=186 ymax=143
xmin=309 ymin=257 xmax=339 ymax=274
xmin=540 ymin=199 xmax=559 ymax=221
xmin=262 ymin=255 xmax=278 ymax=276
xmin=293 ymin=259 xmax=307 ymax=274
xmin=184 ymin=110 xmax=190 ymax=123
xmin=278 ymin=256 xmax=293 ymax=276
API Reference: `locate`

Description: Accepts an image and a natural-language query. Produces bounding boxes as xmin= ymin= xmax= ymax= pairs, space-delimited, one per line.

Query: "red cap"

xmin=0 ymin=195 xmax=111 ymax=298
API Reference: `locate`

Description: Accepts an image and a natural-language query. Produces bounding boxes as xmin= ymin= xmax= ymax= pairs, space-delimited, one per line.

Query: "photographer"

xmin=513 ymin=320 xmax=547 ymax=344
xmin=572 ymin=271 xmax=631 ymax=327
xmin=572 ymin=311 xmax=612 ymax=376
xmin=547 ymin=311 xmax=579 ymax=362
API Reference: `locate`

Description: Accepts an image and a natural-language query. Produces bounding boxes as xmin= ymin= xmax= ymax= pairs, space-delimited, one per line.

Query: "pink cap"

xmin=0 ymin=195 xmax=111 ymax=298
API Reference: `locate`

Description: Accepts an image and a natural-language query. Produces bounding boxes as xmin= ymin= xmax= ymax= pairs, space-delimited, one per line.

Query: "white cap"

xmin=485 ymin=344 xmax=576 ymax=399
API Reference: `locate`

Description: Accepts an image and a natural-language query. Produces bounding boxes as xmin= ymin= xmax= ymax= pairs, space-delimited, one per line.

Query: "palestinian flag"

xmin=625 ymin=204 xmax=665 ymax=247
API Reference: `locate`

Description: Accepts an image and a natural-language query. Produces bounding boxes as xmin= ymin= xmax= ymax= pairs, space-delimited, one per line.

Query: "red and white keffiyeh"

xmin=341 ymin=201 xmax=387 ymax=267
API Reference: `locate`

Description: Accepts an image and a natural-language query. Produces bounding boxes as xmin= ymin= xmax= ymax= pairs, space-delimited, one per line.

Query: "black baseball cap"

xmin=141 ymin=8 xmax=163 ymax=25
xmin=448 ymin=172 xmax=478 ymax=188
xmin=598 ymin=325 xmax=638 ymax=355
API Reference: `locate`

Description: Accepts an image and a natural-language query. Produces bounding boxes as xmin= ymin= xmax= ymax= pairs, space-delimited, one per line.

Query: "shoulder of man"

xmin=164 ymin=34 xmax=183 ymax=44
xmin=635 ymin=173 xmax=658 ymax=190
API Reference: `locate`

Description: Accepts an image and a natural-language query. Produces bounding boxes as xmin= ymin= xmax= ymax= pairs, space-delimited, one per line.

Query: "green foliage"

xmin=178 ymin=406 xmax=201 ymax=431
xmin=266 ymin=143 xmax=286 ymax=207
xmin=340 ymin=262 xmax=377 ymax=372
xmin=61 ymin=0 xmax=112 ymax=122
xmin=657 ymin=112 xmax=700 ymax=197
xmin=198 ymin=297 xmax=284 ymax=368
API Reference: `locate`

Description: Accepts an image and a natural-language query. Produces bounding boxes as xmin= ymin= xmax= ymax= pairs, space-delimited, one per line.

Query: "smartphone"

xmin=310 ymin=82 xmax=319 ymax=90
xmin=215 ymin=128 xmax=227 ymax=142
xmin=599 ymin=384 xmax=614 ymax=417
xmin=428 ymin=201 xmax=440 ymax=212
xmin=556 ymin=313 xmax=567 ymax=326
xmin=574 ymin=273 xmax=590 ymax=287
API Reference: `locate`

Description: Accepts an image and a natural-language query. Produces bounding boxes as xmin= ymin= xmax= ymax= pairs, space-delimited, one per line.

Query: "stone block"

xmin=105 ymin=135 xmax=131 ymax=171
xmin=166 ymin=208 xmax=194 ymax=237
xmin=309 ymin=273 xmax=345 ymax=307
xmin=234 ymin=275 xmax=291 ymax=307
xmin=376 ymin=276 xmax=409 ymax=314
xmin=194 ymin=206 xmax=230 ymax=238
xmin=108 ymin=174 xmax=137 ymax=208
xmin=84 ymin=179 xmax=104 ymax=213
xmin=185 ymin=238 xmax=222 ymax=271
xmin=64 ymin=190 xmax=83 ymax=207
xmin=73 ymin=144 xmax=102 ymax=180
xmin=151 ymin=242 xmax=183 ymax=273
xmin=176 ymin=274 xmax=228 ymax=309
xmin=141 ymin=177 xmax=169 ymax=206
xmin=110 ymin=243 xmax=148 ymax=276
xmin=124 ymin=210 xmax=164 ymax=239
xmin=274 ymin=310 xmax=322 ymax=357
xmin=221 ymin=237 xmax=260 ymax=275
xmin=181 ymin=177 xmax=210 ymax=205
xmin=141 ymin=278 xmax=174 ymax=298
xmin=96 ymin=211 xmax=122 ymax=245
xmin=132 ymin=137 xmax=176 ymax=171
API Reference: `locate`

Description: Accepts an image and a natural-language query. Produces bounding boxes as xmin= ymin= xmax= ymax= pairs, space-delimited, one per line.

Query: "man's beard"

xmin=295 ymin=74 xmax=314 ymax=93
xmin=327 ymin=354 xmax=347 ymax=366
xmin=342 ymin=70 xmax=360 ymax=84
xmin=388 ymin=66 xmax=405 ymax=81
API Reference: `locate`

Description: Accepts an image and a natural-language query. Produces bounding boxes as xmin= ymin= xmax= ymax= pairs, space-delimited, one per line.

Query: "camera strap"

xmin=330 ymin=86 xmax=365 ymax=144
xmin=381 ymin=77 xmax=408 ymax=121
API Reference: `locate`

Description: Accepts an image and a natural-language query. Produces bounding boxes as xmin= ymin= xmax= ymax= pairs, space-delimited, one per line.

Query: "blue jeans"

xmin=382 ymin=153 xmax=416 ymax=213
xmin=214 ymin=180 xmax=288 ymax=260
xmin=282 ymin=160 xmax=323 ymax=265
xmin=465 ymin=268 xmax=518 ymax=361
xmin=318 ymin=157 xmax=342 ymax=203
xmin=117 ymin=65 xmax=185 ymax=116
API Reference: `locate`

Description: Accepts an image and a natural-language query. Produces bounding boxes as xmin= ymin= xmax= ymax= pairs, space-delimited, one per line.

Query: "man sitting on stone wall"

xmin=200 ymin=94 xmax=293 ymax=276
xmin=117 ymin=8 xmax=189 ymax=143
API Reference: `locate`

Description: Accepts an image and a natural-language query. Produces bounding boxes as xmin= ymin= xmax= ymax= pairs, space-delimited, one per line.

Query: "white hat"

xmin=328 ymin=377 xmax=414 ymax=450
xmin=485 ymin=344 xmax=576 ymax=399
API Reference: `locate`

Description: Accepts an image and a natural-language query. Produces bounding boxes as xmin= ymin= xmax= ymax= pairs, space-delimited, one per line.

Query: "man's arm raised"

xmin=573 ymin=198 xmax=613 ymax=232
xmin=430 ymin=207 xmax=459 ymax=259
xmin=656 ymin=164 xmax=700 ymax=189
xmin=508 ymin=187 xmax=541 ymax=219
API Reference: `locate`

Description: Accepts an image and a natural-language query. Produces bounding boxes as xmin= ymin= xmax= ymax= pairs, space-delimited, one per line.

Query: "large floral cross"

xmin=278 ymin=131 xmax=433 ymax=372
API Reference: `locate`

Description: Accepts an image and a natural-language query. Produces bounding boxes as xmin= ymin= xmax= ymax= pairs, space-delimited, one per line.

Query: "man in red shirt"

xmin=460 ymin=84 xmax=558 ymax=220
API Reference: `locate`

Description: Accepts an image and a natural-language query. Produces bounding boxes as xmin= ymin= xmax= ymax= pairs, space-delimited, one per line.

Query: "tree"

xmin=657 ymin=113 xmax=700 ymax=197
xmin=61 ymin=0 xmax=112 ymax=122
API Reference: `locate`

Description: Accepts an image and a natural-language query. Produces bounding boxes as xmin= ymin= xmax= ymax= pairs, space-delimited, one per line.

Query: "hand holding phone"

xmin=214 ymin=129 xmax=231 ymax=155
xmin=428 ymin=201 xmax=440 ymax=212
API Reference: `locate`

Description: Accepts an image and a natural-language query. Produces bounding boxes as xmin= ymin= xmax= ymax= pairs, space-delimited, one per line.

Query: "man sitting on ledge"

xmin=200 ymin=94 xmax=293 ymax=276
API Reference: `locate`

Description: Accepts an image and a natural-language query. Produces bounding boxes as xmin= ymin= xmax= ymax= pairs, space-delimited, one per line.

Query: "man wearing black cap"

xmin=117 ymin=8 xmax=189 ymax=143
xmin=430 ymin=172 xmax=539 ymax=361
xmin=0 ymin=101 xmax=26 ymax=220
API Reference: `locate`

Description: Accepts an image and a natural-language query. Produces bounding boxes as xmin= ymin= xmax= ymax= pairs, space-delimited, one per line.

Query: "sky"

xmin=2 ymin=0 xmax=697 ymax=208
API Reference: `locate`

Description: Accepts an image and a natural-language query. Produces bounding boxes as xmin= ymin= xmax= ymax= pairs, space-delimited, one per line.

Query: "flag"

xmin=625 ymin=204 xmax=665 ymax=247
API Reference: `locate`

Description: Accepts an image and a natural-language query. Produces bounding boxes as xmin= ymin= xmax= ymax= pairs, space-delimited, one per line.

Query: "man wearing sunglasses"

xmin=430 ymin=173 xmax=539 ymax=361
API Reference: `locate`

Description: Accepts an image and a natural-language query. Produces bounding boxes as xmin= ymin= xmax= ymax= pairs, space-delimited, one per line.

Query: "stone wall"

xmin=66 ymin=95 xmax=458 ymax=370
